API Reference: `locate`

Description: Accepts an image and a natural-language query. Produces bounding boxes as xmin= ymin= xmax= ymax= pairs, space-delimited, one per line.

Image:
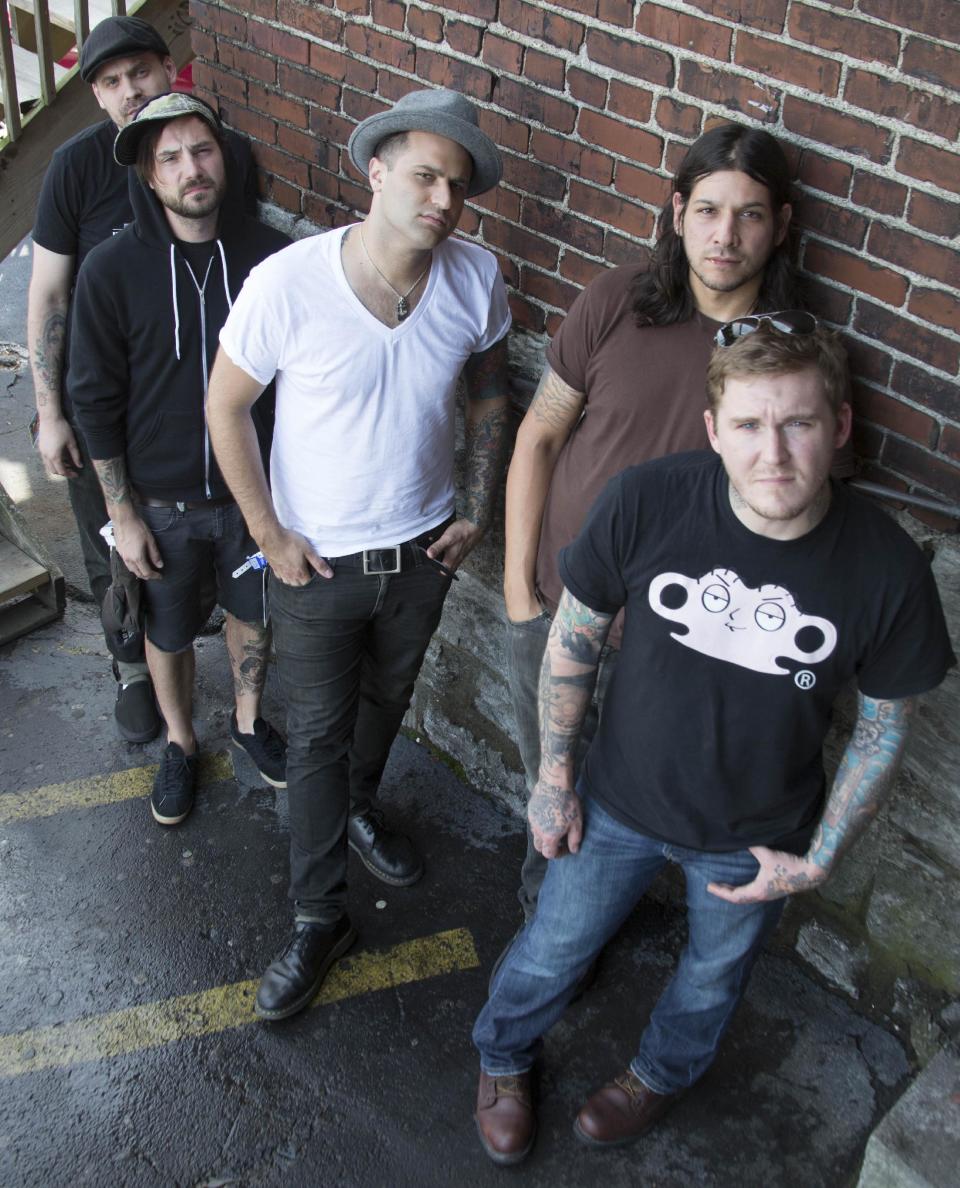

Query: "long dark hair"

xmin=631 ymin=123 xmax=803 ymax=326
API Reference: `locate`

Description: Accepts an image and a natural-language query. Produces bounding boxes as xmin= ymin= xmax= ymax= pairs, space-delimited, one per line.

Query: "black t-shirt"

xmin=559 ymin=452 xmax=954 ymax=855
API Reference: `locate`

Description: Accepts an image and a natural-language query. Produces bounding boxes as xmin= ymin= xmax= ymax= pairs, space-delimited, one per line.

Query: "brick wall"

xmin=191 ymin=0 xmax=960 ymax=526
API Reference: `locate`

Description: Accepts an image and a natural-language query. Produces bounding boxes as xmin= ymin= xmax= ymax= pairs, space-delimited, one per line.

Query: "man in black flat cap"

xmin=27 ymin=16 xmax=256 ymax=744
xmin=208 ymin=88 xmax=512 ymax=1020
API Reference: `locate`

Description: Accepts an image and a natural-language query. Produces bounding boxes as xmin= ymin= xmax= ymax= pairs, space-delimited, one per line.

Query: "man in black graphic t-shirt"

xmin=470 ymin=320 xmax=954 ymax=1166
xmin=69 ymin=94 xmax=289 ymax=829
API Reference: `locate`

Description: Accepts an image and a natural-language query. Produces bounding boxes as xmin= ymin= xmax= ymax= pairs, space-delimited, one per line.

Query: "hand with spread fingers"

xmin=708 ymin=845 xmax=827 ymax=904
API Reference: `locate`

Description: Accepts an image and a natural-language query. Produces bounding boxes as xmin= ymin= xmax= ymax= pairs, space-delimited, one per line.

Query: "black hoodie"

xmin=69 ymin=145 xmax=290 ymax=503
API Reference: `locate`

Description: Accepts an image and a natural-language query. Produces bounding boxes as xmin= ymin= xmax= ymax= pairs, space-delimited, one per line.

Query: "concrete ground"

xmin=0 ymin=238 xmax=919 ymax=1187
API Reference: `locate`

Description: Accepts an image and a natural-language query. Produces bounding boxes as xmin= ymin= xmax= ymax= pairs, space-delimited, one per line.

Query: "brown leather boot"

xmin=475 ymin=1070 xmax=536 ymax=1165
xmin=574 ymin=1069 xmax=676 ymax=1146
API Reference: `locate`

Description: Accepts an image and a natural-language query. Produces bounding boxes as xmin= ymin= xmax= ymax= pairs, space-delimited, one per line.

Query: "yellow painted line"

xmin=0 ymin=927 xmax=479 ymax=1077
xmin=0 ymin=752 xmax=235 ymax=824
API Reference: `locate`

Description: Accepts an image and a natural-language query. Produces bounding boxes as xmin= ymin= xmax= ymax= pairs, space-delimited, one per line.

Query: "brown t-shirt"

xmin=539 ymin=265 xmax=720 ymax=646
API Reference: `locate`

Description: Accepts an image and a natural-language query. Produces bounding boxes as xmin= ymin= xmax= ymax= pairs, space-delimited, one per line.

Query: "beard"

xmin=162 ymin=177 xmax=226 ymax=220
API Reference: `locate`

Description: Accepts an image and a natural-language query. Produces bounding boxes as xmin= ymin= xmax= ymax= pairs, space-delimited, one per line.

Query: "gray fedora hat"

xmin=114 ymin=92 xmax=222 ymax=165
xmin=348 ymin=88 xmax=502 ymax=197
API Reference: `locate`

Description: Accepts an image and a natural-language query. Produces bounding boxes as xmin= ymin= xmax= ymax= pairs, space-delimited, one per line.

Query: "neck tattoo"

xmin=357 ymin=227 xmax=430 ymax=322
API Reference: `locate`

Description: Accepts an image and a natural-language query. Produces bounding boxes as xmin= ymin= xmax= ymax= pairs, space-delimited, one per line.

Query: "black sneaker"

xmin=230 ymin=712 xmax=287 ymax=788
xmin=112 ymin=662 xmax=161 ymax=743
xmin=255 ymin=917 xmax=358 ymax=1021
xmin=150 ymin=742 xmax=198 ymax=825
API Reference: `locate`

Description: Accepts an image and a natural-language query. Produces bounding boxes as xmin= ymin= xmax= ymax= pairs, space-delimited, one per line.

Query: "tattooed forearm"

xmin=463 ymin=400 xmax=509 ymax=530
xmin=529 ymin=366 xmax=585 ymax=431
xmin=93 ymin=456 xmax=134 ymax=508
xmin=806 ymin=693 xmax=915 ymax=874
xmin=31 ymin=308 xmax=67 ymax=408
xmin=537 ymin=589 xmax=613 ymax=774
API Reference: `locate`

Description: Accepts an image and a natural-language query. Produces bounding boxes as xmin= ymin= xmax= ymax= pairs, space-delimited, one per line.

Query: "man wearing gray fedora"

xmin=208 ymin=88 xmax=512 ymax=1019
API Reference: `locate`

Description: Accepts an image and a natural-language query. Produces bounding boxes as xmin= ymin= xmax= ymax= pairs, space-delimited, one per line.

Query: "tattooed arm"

xmin=504 ymin=365 xmax=586 ymax=621
xmin=708 ymin=693 xmax=916 ymax=904
xmin=530 ymin=588 xmax=614 ymax=859
xmin=426 ymin=337 xmax=510 ymax=572
xmin=27 ymin=245 xmax=83 ymax=478
xmin=92 ymin=455 xmax=163 ymax=581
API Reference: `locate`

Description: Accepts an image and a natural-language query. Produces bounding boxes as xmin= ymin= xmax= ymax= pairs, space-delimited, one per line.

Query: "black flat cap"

xmin=79 ymin=16 xmax=169 ymax=83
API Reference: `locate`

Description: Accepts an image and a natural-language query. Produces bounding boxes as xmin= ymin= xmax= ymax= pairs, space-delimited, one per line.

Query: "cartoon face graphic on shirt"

xmin=648 ymin=567 xmax=837 ymax=675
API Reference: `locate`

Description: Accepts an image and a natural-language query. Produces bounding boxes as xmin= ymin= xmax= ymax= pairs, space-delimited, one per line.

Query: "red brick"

xmin=854 ymin=384 xmax=938 ymax=448
xmin=487 ymin=251 xmax=518 ymax=289
xmin=345 ymin=58 xmax=379 ymax=91
xmin=892 ymin=361 xmax=959 ymax=420
xmin=482 ymin=33 xmax=523 ymax=75
xmin=279 ymin=63 xmax=341 ymax=108
xmin=478 ymin=109 xmax=529 ymax=154
xmin=606 ymin=79 xmax=654 ymax=125
xmin=844 ymin=69 xmax=960 ymax=141
xmin=254 ymin=142 xmax=310 ymax=187
xmin=615 ymin=162 xmax=671 ymax=207
xmin=635 ymin=3 xmax=731 ymax=60
xmin=851 ymin=429 xmax=886 ymax=465
xmin=470 ymin=186 xmax=521 ymax=222
xmin=604 ymin=229 xmax=650 ymax=266
xmin=377 ymin=71 xmax=422 ymax=103
xmin=861 ymin=0 xmax=960 ymax=44
xmin=789 ymin=4 xmax=900 ymax=66
xmin=445 ymin=19 xmax=482 ymax=56
xmin=587 ymin=28 xmax=673 ymax=86
xmin=909 ymin=503 xmax=960 ymax=534
xmin=804 ymin=241 xmax=908 ymax=306
xmin=735 ymin=33 xmax=840 ymax=94
xmin=568 ymin=67 xmax=606 ymax=108
xmin=851 ymin=171 xmax=907 ymax=217
xmin=344 ymin=25 xmax=416 ymax=70
xmin=248 ymin=82 xmax=309 ymax=129
xmin=495 ymin=78 xmax=577 ymax=133
xmin=501 ymin=156 xmax=566 ymax=201
xmin=655 ymin=97 xmax=702 ymax=139
xmin=578 ymin=109 xmax=662 ymax=167
xmin=219 ymin=103 xmax=277 ymax=146
xmin=432 ymin=0 xmax=497 ymax=19
xmin=309 ymin=44 xmax=361 ymax=85
xmin=897 ymin=139 xmax=960 ymax=197
xmin=908 ymin=288 xmax=960 ymax=336
xmin=569 ymin=181 xmax=653 ymax=239
xmin=278 ymin=123 xmax=335 ymax=167
xmin=520 ymin=266 xmax=582 ymax=311
xmin=940 ymin=425 xmax=960 ymax=466
xmin=268 ymin=176 xmax=303 ymax=216
xmin=499 ymin=0 xmax=585 ymax=52
xmin=856 ymin=302 xmax=960 ymax=374
xmin=372 ymin=0 xmax=405 ymax=31
xmin=218 ymin=42 xmax=277 ymax=85
xmin=664 ymin=138 xmax=690 ymax=176
xmin=802 ymin=277 xmax=853 ymax=326
xmin=793 ymin=194 xmax=868 ymax=248
xmin=191 ymin=29 xmax=216 ymax=61
xmin=341 ymin=89 xmax=389 ymax=124
xmin=902 ymin=37 xmax=960 ymax=90
xmin=598 ymin=0 xmax=633 ymax=27
xmin=336 ymin=0 xmax=371 ymax=12
xmin=545 ymin=312 xmax=564 ymax=337
xmin=249 ymin=20 xmax=310 ymax=66
xmin=521 ymin=198 xmax=604 ymax=255
xmin=308 ymin=106 xmax=354 ymax=148
xmin=783 ymin=96 xmax=891 ymax=165
xmin=869 ymin=224 xmax=960 ymax=289
xmin=844 ymin=336 xmax=892 ymax=387
xmin=484 ymin=217 xmax=560 ymax=270
xmin=416 ymin=49 xmax=493 ymax=98
xmin=524 ymin=48 xmax=565 ymax=90
xmin=530 ymin=129 xmax=613 ymax=185
xmin=194 ymin=0 xmax=247 ymax=39
xmin=798 ymin=150 xmax=851 ymax=198
xmin=685 ymin=0 xmax=787 ymax=34
xmin=199 ymin=62 xmax=248 ymax=104
xmin=243 ymin=0 xmax=278 ymax=17
xmin=560 ymin=251 xmax=608 ymax=286
xmin=509 ymin=293 xmax=546 ymax=334
xmin=408 ymin=7 xmax=443 ymax=42
xmin=678 ymin=62 xmax=779 ymax=123
xmin=883 ymin=437 xmax=960 ymax=505
xmin=457 ymin=208 xmax=481 ymax=236
xmin=908 ymin=192 xmax=960 ymax=238
xmin=549 ymin=0 xmax=597 ymax=14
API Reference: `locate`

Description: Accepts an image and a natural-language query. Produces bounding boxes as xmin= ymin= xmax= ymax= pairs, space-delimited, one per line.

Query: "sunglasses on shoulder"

xmin=714 ymin=310 xmax=818 ymax=347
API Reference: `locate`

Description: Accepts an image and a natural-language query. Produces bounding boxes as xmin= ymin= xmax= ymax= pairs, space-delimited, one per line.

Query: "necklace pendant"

xmin=396 ymin=296 xmax=410 ymax=321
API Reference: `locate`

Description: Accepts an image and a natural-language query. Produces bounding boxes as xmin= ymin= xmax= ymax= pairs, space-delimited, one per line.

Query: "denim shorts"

xmin=138 ymin=500 xmax=263 ymax=652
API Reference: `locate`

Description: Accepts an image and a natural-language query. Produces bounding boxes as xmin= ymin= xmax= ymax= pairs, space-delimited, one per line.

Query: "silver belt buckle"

xmin=362 ymin=545 xmax=401 ymax=575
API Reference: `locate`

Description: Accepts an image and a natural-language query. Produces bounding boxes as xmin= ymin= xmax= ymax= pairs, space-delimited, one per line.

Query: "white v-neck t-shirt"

xmin=219 ymin=225 xmax=511 ymax=555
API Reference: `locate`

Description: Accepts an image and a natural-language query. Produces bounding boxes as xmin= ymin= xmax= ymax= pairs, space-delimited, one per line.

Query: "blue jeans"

xmin=505 ymin=610 xmax=616 ymax=917
xmin=270 ymin=553 xmax=451 ymax=922
xmin=473 ymin=796 xmax=785 ymax=1094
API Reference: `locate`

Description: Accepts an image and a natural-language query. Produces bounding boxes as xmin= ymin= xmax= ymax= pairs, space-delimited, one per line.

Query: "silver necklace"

xmin=357 ymin=227 xmax=430 ymax=322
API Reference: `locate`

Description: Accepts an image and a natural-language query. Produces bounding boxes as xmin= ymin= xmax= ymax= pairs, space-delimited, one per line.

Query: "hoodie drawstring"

xmin=217 ymin=239 xmax=232 ymax=310
xmin=170 ymin=244 xmax=181 ymax=360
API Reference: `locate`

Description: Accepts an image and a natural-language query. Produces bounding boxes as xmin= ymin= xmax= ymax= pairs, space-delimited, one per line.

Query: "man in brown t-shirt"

xmin=502 ymin=122 xmax=818 ymax=931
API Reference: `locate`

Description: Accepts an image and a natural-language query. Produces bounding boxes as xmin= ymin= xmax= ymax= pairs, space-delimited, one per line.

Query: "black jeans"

xmin=270 ymin=554 xmax=452 ymax=923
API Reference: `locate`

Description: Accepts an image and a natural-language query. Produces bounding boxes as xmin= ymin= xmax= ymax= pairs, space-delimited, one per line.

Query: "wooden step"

xmin=11 ymin=1 xmax=114 ymax=36
xmin=0 ymin=482 xmax=65 ymax=646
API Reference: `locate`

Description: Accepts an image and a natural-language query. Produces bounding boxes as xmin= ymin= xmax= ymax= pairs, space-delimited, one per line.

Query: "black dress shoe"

xmin=255 ymin=917 xmax=357 ymax=1021
xmin=347 ymin=808 xmax=424 ymax=887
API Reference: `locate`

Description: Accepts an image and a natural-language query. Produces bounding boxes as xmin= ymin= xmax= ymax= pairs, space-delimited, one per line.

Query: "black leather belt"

xmin=326 ymin=516 xmax=455 ymax=575
xmin=139 ymin=495 xmax=235 ymax=511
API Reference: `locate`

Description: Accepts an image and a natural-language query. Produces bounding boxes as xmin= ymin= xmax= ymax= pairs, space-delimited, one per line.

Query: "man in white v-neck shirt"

xmin=208 ymin=89 xmax=511 ymax=1020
